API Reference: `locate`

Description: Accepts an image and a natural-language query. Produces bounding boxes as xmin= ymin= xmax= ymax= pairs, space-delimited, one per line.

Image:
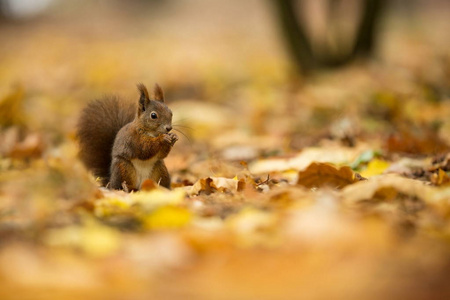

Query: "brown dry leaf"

xmin=187 ymin=177 xmax=245 ymax=196
xmin=297 ymin=162 xmax=365 ymax=189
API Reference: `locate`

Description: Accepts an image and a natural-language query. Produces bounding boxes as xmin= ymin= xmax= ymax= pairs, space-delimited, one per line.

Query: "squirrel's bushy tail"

xmin=77 ymin=96 xmax=135 ymax=185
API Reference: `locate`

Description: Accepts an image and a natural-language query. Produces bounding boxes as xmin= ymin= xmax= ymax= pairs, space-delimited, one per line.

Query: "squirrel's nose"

xmin=165 ymin=126 xmax=172 ymax=132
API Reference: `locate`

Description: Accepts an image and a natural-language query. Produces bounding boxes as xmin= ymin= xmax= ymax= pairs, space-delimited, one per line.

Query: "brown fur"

xmin=137 ymin=83 xmax=150 ymax=101
xmin=153 ymin=83 xmax=164 ymax=102
xmin=77 ymin=96 xmax=135 ymax=185
xmin=77 ymin=84 xmax=177 ymax=190
xmin=151 ymin=160 xmax=170 ymax=187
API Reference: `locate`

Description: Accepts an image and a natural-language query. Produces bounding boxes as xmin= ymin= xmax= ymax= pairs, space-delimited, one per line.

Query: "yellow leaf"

xmin=144 ymin=206 xmax=191 ymax=229
xmin=131 ymin=189 xmax=186 ymax=210
xmin=360 ymin=159 xmax=390 ymax=178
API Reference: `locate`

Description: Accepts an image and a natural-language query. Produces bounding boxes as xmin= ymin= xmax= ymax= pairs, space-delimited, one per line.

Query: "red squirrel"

xmin=77 ymin=83 xmax=178 ymax=191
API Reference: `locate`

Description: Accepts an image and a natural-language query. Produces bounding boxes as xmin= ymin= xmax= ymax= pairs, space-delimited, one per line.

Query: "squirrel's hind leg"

xmin=110 ymin=158 xmax=138 ymax=191
xmin=151 ymin=160 xmax=171 ymax=189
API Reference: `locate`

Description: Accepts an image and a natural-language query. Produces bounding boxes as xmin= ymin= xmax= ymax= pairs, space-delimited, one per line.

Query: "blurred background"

xmin=0 ymin=0 xmax=449 ymax=152
xmin=0 ymin=0 xmax=449 ymax=149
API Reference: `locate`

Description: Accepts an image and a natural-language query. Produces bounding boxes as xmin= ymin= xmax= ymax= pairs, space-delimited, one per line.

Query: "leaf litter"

xmin=1 ymin=2 xmax=450 ymax=299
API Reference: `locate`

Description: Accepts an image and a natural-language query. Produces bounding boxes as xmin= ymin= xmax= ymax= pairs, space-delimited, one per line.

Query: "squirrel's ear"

xmin=153 ymin=83 xmax=164 ymax=102
xmin=137 ymin=83 xmax=150 ymax=114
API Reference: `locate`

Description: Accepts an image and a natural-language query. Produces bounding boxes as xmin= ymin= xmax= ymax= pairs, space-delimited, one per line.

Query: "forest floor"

xmin=1 ymin=1 xmax=450 ymax=299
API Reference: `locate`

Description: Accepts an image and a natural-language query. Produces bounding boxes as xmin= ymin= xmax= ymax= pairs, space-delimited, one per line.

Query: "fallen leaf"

xmin=143 ymin=206 xmax=192 ymax=229
xmin=249 ymin=146 xmax=364 ymax=174
xmin=297 ymin=162 xmax=365 ymax=189
xmin=140 ymin=179 xmax=158 ymax=191
xmin=342 ymin=174 xmax=432 ymax=206
xmin=430 ymin=169 xmax=450 ymax=186
xmin=360 ymin=159 xmax=390 ymax=178
xmin=131 ymin=189 xmax=186 ymax=210
xmin=187 ymin=177 xmax=245 ymax=196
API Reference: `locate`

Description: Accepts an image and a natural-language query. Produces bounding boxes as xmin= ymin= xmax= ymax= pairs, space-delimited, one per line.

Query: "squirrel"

xmin=77 ymin=83 xmax=178 ymax=191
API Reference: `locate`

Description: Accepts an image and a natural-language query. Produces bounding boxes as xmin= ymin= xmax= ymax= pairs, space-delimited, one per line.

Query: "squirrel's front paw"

xmin=163 ymin=132 xmax=178 ymax=146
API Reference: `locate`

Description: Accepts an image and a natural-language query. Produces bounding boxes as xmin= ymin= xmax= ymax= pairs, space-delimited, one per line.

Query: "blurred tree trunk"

xmin=352 ymin=0 xmax=385 ymax=57
xmin=274 ymin=0 xmax=315 ymax=71
xmin=273 ymin=0 xmax=386 ymax=74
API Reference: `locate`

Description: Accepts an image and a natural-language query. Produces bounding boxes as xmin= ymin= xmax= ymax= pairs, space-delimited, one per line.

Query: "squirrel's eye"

xmin=151 ymin=112 xmax=158 ymax=119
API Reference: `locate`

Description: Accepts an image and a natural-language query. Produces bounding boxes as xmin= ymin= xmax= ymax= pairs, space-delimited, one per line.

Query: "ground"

xmin=0 ymin=1 xmax=450 ymax=299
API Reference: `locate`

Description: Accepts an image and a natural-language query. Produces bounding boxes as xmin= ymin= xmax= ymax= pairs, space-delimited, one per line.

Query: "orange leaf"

xmin=140 ymin=179 xmax=158 ymax=191
xmin=431 ymin=169 xmax=450 ymax=186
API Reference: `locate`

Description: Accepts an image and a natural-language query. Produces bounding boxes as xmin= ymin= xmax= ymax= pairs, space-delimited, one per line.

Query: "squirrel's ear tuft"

xmin=153 ymin=83 xmax=165 ymax=102
xmin=137 ymin=83 xmax=150 ymax=114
